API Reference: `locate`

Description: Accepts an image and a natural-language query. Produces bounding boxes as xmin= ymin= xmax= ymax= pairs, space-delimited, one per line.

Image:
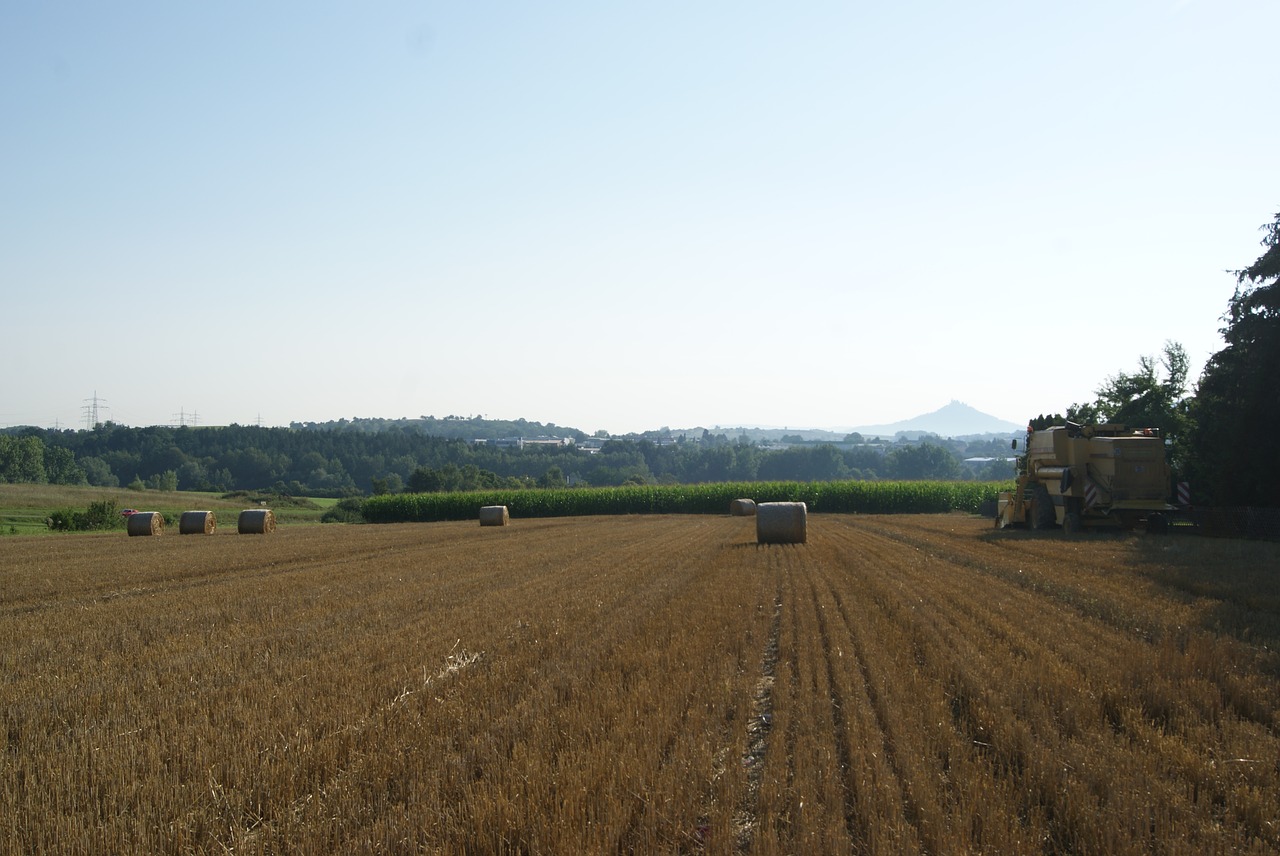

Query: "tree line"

xmin=0 ymin=420 xmax=1009 ymax=497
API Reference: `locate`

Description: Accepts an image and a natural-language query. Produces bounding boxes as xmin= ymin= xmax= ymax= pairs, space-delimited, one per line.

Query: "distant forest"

xmin=0 ymin=418 xmax=1014 ymax=496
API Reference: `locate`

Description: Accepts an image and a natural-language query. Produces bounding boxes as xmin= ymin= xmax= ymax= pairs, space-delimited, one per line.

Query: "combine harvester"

xmin=997 ymin=423 xmax=1176 ymax=534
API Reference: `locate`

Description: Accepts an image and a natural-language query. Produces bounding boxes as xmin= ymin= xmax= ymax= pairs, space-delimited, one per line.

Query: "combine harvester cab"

xmin=997 ymin=423 xmax=1175 ymax=534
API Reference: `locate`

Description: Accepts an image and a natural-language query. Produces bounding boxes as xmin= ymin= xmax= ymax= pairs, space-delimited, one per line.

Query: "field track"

xmin=3 ymin=514 xmax=1278 ymax=854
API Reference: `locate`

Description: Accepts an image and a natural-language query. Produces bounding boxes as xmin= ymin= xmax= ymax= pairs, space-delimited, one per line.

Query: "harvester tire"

xmin=1030 ymin=484 xmax=1056 ymax=530
xmin=1063 ymin=511 xmax=1082 ymax=535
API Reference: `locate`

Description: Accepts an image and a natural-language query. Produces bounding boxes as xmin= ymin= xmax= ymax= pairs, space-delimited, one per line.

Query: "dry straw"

xmin=479 ymin=505 xmax=510 ymax=526
xmin=178 ymin=510 xmax=217 ymax=535
xmin=126 ymin=512 xmax=165 ymax=537
xmin=756 ymin=501 xmax=807 ymax=544
xmin=237 ymin=509 xmax=276 ymax=535
xmin=730 ymin=498 xmax=757 ymax=516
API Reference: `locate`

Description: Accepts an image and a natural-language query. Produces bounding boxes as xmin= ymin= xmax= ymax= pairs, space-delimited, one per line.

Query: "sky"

xmin=3 ymin=2 xmax=1277 ymax=436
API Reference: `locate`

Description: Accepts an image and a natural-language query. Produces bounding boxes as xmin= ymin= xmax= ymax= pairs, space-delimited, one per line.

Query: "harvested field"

xmin=2 ymin=514 xmax=1278 ymax=854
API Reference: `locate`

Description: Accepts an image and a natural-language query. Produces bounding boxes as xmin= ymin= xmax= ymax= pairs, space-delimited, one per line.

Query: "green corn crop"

xmin=361 ymin=481 xmax=1007 ymax=524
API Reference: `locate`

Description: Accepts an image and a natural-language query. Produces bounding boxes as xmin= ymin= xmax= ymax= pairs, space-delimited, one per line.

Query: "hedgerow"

xmin=361 ymin=480 xmax=1006 ymax=523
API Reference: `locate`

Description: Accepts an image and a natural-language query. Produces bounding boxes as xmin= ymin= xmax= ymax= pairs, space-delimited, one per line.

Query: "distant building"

xmin=473 ymin=436 xmax=576 ymax=450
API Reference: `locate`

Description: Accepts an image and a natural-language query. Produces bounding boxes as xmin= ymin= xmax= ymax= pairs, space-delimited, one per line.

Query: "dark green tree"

xmin=1186 ymin=211 xmax=1280 ymax=506
xmin=79 ymin=456 xmax=119 ymax=487
xmin=537 ymin=466 xmax=567 ymax=488
xmin=1087 ymin=341 xmax=1190 ymax=441
xmin=407 ymin=466 xmax=444 ymax=493
xmin=145 ymin=470 xmax=178 ymax=492
xmin=884 ymin=443 xmax=961 ymax=480
xmin=0 ymin=435 xmax=46 ymax=483
xmin=44 ymin=446 xmax=87 ymax=485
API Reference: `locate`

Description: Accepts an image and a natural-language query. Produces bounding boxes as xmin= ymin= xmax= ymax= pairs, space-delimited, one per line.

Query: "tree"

xmin=80 ymin=456 xmax=119 ymax=487
xmin=0 ymin=435 xmax=46 ymax=483
xmin=884 ymin=443 xmax=961 ymax=480
xmin=1087 ymin=341 xmax=1190 ymax=442
xmin=408 ymin=466 xmax=444 ymax=493
xmin=1186 ymin=211 xmax=1280 ymax=506
xmin=145 ymin=470 xmax=178 ymax=492
xmin=1033 ymin=342 xmax=1191 ymax=469
xmin=537 ymin=466 xmax=567 ymax=489
xmin=44 ymin=445 xmax=86 ymax=485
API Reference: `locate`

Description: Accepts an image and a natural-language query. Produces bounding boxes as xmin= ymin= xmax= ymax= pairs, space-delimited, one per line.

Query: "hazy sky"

xmin=3 ymin=2 xmax=1277 ymax=435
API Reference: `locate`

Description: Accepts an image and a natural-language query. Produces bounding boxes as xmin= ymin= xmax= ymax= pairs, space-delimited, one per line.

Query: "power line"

xmin=82 ymin=391 xmax=107 ymax=429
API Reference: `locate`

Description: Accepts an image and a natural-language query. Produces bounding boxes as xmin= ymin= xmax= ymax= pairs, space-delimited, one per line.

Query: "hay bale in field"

xmin=756 ymin=501 xmax=807 ymax=544
xmin=126 ymin=511 xmax=165 ymax=537
xmin=479 ymin=505 xmax=510 ymax=526
xmin=730 ymin=498 xmax=757 ymax=516
xmin=237 ymin=508 xmax=276 ymax=535
xmin=178 ymin=510 xmax=217 ymax=535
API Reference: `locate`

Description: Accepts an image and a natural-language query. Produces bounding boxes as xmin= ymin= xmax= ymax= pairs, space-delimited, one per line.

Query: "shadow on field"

xmin=980 ymin=527 xmax=1280 ymax=651
xmin=1132 ymin=534 xmax=1280 ymax=651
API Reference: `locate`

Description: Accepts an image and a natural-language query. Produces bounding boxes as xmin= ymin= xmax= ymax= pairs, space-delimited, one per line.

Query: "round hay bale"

xmin=179 ymin=510 xmax=217 ymax=535
xmin=479 ymin=505 xmax=510 ymax=526
xmin=730 ymin=498 xmax=757 ymax=516
xmin=126 ymin=511 xmax=165 ymax=537
xmin=756 ymin=501 xmax=807 ymax=544
xmin=237 ymin=508 xmax=276 ymax=535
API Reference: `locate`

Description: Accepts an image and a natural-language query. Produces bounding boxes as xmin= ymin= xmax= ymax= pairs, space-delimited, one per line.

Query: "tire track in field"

xmin=734 ymin=582 xmax=781 ymax=853
xmin=728 ymin=542 xmax=808 ymax=853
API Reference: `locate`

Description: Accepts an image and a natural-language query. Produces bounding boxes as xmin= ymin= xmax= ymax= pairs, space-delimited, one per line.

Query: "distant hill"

xmin=287 ymin=401 xmax=1022 ymax=444
xmin=292 ymin=415 xmax=589 ymax=442
xmin=686 ymin=401 xmax=1023 ymax=444
xmin=845 ymin=401 xmax=1022 ymax=438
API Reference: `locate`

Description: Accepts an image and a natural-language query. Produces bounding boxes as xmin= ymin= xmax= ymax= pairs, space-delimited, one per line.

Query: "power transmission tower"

xmin=173 ymin=408 xmax=199 ymax=427
xmin=82 ymin=391 xmax=107 ymax=429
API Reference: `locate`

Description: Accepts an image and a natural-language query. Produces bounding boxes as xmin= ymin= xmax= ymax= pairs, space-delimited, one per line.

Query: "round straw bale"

xmin=126 ymin=511 xmax=165 ymax=537
xmin=756 ymin=501 xmax=807 ymax=544
xmin=479 ymin=505 xmax=510 ymax=526
xmin=237 ymin=508 xmax=276 ymax=535
xmin=178 ymin=510 xmax=217 ymax=535
xmin=730 ymin=498 xmax=757 ymax=516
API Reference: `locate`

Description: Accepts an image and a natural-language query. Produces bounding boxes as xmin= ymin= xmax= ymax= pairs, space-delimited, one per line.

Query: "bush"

xmin=47 ymin=498 xmax=122 ymax=531
xmin=321 ymin=497 xmax=366 ymax=524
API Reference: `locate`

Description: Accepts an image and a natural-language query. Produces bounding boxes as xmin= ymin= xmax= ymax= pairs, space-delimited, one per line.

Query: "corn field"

xmin=361 ymin=480 xmax=1003 ymax=523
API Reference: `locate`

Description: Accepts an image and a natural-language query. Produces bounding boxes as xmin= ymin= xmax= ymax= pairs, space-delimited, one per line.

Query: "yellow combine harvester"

xmin=996 ymin=423 xmax=1175 ymax=533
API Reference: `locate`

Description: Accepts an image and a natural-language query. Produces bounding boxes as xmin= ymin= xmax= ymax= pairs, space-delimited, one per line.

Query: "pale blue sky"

xmin=3 ymin=2 xmax=1276 ymax=434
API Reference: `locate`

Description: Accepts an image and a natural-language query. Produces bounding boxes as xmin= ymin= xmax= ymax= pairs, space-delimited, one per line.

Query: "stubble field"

xmin=2 ymin=514 xmax=1278 ymax=854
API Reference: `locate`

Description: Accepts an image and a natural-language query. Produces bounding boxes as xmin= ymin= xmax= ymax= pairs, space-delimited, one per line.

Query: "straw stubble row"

xmin=2 ymin=515 xmax=1277 ymax=853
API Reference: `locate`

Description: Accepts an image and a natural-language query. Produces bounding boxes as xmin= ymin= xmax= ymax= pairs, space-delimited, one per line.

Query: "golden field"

xmin=2 ymin=514 xmax=1278 ymax=854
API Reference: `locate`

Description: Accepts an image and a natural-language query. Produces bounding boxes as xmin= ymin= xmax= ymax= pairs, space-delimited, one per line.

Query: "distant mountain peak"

xmin=849 ymin=401 xmax=1022 ymax=438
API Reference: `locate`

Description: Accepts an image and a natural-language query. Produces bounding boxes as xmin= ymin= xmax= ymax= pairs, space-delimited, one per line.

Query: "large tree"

xmin=1073 ymin=340 xmax=1190 ymax=442
xmin=1185 ymin=211 xmax=1280 ymax=506
xmin=1029 ymin=341 xmax=1191 ymax=472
